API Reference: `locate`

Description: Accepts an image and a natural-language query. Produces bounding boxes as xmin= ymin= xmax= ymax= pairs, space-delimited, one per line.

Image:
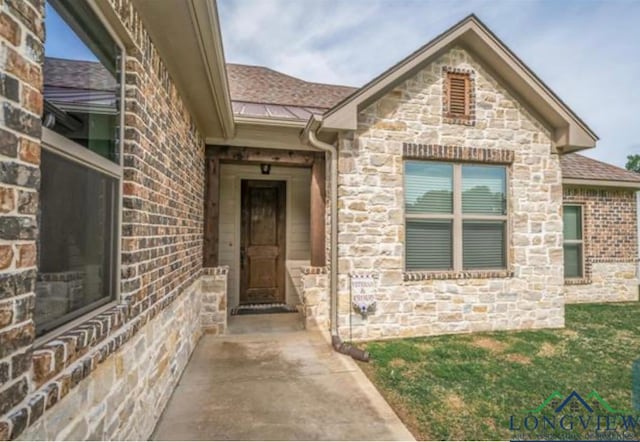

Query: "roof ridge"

xmin=233 ymin=99 xmax=328 ymax=110
xmin=304 ymin=80 xmax=358 ymax=90
xmin=226 ymin=62 xmax=306 ymax=82
xmin=226 ymin=62 xmax=357 ymax=90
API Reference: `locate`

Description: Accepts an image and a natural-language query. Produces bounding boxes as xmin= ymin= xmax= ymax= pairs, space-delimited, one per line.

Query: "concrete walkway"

xmin=152 ymin=314 xmax=414 ymax=441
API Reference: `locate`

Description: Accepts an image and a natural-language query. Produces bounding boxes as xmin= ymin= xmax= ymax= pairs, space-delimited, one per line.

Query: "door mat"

xmin=231 ymin=304 xmax=299 ymax=316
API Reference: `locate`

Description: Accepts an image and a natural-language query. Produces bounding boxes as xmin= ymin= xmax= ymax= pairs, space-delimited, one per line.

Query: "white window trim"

xmin=36 ymin=0 xmax=126 ymax=344
xmin=405 ymin=161 xmax=509 ymax=272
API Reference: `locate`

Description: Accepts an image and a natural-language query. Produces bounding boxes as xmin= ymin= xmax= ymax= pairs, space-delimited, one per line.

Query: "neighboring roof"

xmin=320 ymin=14 xmax=598 ymax=152
xmin=44 ymin=57 xmax=117 ymax=91
xmin=561 ymin=153 xmax=640 ymax=188
xmin=44 ymin=58 xmax=118 ymax=111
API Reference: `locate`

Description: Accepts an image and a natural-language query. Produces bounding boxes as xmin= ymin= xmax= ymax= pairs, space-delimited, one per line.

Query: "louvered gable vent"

xmin=446 ymin=72 xmax=471 ymax=120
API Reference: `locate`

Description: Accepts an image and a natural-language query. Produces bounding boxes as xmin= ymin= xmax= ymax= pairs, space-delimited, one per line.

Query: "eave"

xmin=130 ymin=0 xmax=235 ymax=140
xmin=562 ymin=178 xmax=640 ymax=190
xmin=207 ymin=117 xmax=315 ymax=151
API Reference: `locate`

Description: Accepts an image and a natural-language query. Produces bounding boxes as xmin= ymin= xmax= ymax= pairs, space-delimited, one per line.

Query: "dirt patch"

xmin=537 ymin=342 xmax=557 ymax=357
xmin=504 ymin=353 xmax=532 ymax=364
xmin=615 ymin=330 xmax=636 ymax=342
xmin=472 ymin=337 xmax=507 ymax=354
xmin=484 ymin=418 xmax=497 ymax=431
xmin=415 ymin=342 xmax=433 ymax=352
xmin=444 ymin=393 xmax=466 ymax=412
xmin=560 ymin=329 xmax=578 ymax=338
xmin=389 ymin=358 xmax=407 ymax=368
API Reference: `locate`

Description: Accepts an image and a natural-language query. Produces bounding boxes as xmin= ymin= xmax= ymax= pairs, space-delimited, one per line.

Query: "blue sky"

xmin=44 ymin=3 xmax=97 ymax=61
xmin=218 ymin=0 xmax=640 ymax=168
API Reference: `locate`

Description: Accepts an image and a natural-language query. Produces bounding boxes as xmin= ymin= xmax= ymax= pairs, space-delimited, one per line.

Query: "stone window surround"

xmin=403 ymin=143 xmax=514 ymax=280
xmin=442 ymin=66 xmax=476 ymax=126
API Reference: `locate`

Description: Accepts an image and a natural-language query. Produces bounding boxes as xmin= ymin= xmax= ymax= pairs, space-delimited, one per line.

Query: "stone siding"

xmin=301 ymin=267 xmax=329 ymax=330
xmin=335 ymin=46 xmax=565 ymax=341
xmin=17 ymin=279 xmax=202 ymax=441
xmin=563 ymin=187 xmax=639 ymax=303
xmin=565 ymin=261 xmax=638 ymax=304
xmin=201 ymin=267 xmax=228 ymax=334
xmin=0 ymin=0 xmax=207 ymax=439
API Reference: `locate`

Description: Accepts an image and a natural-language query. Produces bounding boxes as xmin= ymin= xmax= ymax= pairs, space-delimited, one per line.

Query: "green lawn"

xmin=359 ymin=303 xmax=640 ymax=440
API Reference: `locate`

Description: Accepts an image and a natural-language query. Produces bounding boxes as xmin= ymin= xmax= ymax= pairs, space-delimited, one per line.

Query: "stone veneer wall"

xmin=0 ymin=0 xmax=212 ymax=439
xmin=335 ymin=46 xmax=565 ymax=340
xmin=17 ymin=279 xmax=202 ymax=440
xmin=563 ymin=186 xmax=639 ymax=303
xmin=201 ymin=267 xmax=229 ymax=334
xmin=301 ymin=266 xmax=329 ymax=330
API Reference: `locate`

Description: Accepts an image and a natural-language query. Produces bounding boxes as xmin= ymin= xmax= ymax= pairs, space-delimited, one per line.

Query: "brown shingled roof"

xmin=226 ymin=63 xmax=356 ymax=109
xmin=40 ymin=57 xmax=640 ymax=186
xmin=560 ymin=153 xmax=640 ymax=183
xmin=44 ymin=57 xmax=117 ymax=91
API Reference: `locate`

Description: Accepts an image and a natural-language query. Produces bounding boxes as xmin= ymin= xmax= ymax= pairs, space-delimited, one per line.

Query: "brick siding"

xmin=0 ymin=0 xmax=44 ymax=439
xmin=0 ymin=0 xmax=213 ymax=439
xmin=563 ymin=186 xmax=639 ymax=303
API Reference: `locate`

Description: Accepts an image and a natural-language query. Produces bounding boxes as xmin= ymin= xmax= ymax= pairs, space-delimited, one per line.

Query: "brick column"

xmin=0 ymin=0 xmax=45 ymax=438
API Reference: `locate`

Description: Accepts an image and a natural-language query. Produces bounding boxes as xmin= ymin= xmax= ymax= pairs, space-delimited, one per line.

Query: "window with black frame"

xmin=37 ymin=0 xmax=123 ymax=337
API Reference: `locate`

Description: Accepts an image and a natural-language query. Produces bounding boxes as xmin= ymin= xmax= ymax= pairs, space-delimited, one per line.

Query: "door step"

xmin=231 ymin=303 xmax=299 ymax=316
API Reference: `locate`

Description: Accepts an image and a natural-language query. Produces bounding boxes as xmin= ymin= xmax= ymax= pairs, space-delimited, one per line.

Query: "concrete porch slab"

xmin=152 ymin=315 xmax=414 ymax=441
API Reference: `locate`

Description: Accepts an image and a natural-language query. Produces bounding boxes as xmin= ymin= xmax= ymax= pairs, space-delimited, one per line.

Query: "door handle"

xmin=240 ymin=247 xmax=246 ymax=269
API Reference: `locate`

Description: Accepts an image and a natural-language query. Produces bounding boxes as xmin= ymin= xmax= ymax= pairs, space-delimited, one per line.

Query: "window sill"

xmin=31 ymin=301 xmax=128 ymax=387
xmin=404 ymin=269 xmax=513 ymax=281
xmin=564 ymin=278 xmax=591 ymax=285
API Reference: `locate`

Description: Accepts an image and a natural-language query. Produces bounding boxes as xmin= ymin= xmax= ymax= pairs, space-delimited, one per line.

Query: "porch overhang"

xmin=131 ymin=0 xmax=235 ymax=139
xmin=207 ymin=117 xmax=338 ymax=151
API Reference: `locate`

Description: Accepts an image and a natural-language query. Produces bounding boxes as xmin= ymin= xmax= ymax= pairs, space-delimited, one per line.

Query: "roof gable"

xmin=321 ymin=14 xmax=598 ymax=151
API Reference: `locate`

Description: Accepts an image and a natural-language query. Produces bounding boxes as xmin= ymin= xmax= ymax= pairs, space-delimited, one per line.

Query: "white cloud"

xmin=218 ymin=0 xmax=640 ymax=167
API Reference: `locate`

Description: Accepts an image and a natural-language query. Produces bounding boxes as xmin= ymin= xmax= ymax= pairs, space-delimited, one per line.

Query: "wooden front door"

xmin=240 ymin=180 xmax=286 ymax=304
